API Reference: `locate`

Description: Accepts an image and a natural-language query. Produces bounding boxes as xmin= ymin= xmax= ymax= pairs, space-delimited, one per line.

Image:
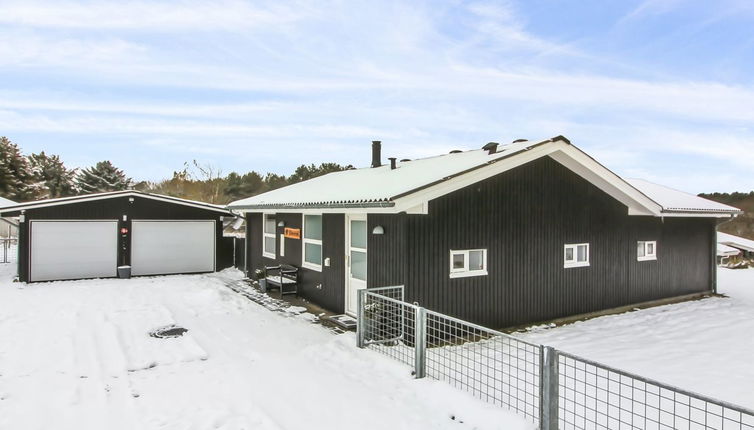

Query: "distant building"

xmin=717 ymin=232 xmax=754 ymax=265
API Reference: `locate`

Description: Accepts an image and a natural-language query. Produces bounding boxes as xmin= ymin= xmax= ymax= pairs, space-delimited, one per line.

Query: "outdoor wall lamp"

xmin=372 ymin=225 xmax=384 ymax=235
xmin=277 ymin=220 xmax=286 ymax=227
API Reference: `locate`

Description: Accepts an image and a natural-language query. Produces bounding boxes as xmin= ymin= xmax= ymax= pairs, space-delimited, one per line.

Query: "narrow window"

xmin=262 ymin=213 xmax=276 ymax=259
xmin=637 ymin=241 xmax=657 ymax=261
xmin=564 ymin=243 xmax=589 ymax=268
xmin=449 ymin=249 xmax=487 ymax=278
xmin=302 ymin=214 xmax=323 ymax=271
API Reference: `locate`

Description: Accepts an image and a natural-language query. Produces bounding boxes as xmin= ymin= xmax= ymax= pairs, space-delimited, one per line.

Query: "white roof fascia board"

xmin=658 ymin=212 xmax=737 ymax=219
xmin=135 ymin=193 xmax=232 ymax=214
xmin=392 ymin=141 xmax=661 ymax=217
xmin=548 ymin=146 xmax=661 ymax=216
xmin=0 ymin=191 xmax=232 ymax=215
xmin=236 ymin=206 xmax=400 ymax=215
xmin=391 ymin=141 xmax=564 ymax=213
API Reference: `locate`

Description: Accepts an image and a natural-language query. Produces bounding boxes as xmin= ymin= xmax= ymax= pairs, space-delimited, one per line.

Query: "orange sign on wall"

xmin=284 ymin=228 xmax=301 ymax=239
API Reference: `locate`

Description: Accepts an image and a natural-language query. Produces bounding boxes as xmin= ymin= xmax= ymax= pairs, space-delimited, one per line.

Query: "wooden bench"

xmin=263 ymin=264 xmax=299 ymax=297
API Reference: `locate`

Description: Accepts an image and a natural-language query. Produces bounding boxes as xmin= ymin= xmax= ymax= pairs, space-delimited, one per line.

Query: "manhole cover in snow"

xmin=149 ymin=325 xmax=188 ymax=339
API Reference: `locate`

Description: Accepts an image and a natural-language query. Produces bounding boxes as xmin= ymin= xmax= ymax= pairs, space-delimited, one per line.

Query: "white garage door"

xmin=30 ymin=220 xmax=118 ymax=282
xmin=131 ymin=220 xmax=215 ymax=276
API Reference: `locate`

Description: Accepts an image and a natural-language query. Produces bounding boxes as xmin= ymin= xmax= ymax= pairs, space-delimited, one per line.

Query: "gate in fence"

xmin=357 ymin=287 xmax=754 ymax=430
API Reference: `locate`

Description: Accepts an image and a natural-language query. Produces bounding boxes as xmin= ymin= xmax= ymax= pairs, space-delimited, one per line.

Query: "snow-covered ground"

xmin=0 ymin=265 xmax=530 ymax=430
xmin=519 ymin=268 xmax=754 ymax=410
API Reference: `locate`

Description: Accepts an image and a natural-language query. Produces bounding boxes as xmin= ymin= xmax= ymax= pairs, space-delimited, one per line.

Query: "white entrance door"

xmin=345 ymin=214 xmax=368 ymax=315
xmin=30 ymin=220 xmax=118 ymax=282
xmin=131 ymin=220 xmax=215 ymax=276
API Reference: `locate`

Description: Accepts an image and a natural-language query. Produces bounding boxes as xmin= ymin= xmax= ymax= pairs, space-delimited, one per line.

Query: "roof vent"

xmin=371 ymin=141 xmax=382 ymax=168
xmin=388 ymin=157 xmax=397 ymax=170
xmin=512 ymin=138 xmax=528 ymax=143
xmin=449 ymin=150 xmax=462 ymax=154
xmin=482 ymin=142 xmax=499 ymax=154
xmin=400 ymin=158 xmax=411 ymax=162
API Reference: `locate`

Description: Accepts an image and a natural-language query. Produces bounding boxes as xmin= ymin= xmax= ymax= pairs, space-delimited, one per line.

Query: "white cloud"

xmin=0 ymin=0 xmax=305 ymax=31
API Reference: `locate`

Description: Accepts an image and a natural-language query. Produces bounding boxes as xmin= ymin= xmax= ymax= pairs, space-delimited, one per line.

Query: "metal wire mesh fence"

xmin=557 ymin=351 xmax=754 ymax=430
xmin=356 ymin=287 xmax=754 ymax=430
xmin=425 ymin=309 xmax=542 ymax=423
xmin=358 ymin=288 xmax=416 ymax=369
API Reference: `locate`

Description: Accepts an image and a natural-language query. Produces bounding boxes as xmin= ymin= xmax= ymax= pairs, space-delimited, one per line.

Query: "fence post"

xmin=540 ymin=346 xmax=559 ymax=430
xmin=356 ymin=289 xmax=367 ymax=348
xmin=414 ymin=306 xmax=427 ymax=379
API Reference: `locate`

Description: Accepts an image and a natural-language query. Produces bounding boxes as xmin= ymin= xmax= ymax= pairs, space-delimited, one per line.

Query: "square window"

xmin=449 ymin=249 xmax=487 ymax=278
xmin=564 ymin=243 xmax=589 ymax=268
xmin=637 ymin=241 xmax=657 ymax=261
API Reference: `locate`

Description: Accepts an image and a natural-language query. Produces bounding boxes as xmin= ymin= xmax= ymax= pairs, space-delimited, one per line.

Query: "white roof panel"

xmin=626 ymin=179 xmax=740 ymax=214
xmin=228 ymin=139 xmax=553 ymax=209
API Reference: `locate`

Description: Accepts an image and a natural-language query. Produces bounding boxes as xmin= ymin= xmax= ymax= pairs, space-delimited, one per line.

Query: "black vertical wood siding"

xmin=380 ymin=156 xmax=716 ymax=329
xmin=17 ymin=196 xmax=229 ymax=282
xmin=245 ymin=156 xmax=716 ymax=327
xmin=247 ymin=212 xmax=345 ymax=313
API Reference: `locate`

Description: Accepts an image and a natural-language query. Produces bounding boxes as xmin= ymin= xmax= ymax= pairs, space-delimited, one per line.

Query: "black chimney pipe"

xmin=371 ymin=141 xmax=382 ymax=168
xmin=388 ymin=157 xmax=397 ymax=170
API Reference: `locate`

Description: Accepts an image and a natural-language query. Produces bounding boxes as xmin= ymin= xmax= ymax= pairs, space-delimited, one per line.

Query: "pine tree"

xmin=0 ymin=136 xmax=36 ymax=201
xmin=263 ymin=173 xmax=288 ymax=191
xmin=224 ymin=171 xmax=265 ymax=201
xmin=288 ymin=162 xmax=354 ymax=184
xmin=75 ymin=160 xmax=132 ymax=194
xmin=28 ymin=151 xmax=77 ymax=198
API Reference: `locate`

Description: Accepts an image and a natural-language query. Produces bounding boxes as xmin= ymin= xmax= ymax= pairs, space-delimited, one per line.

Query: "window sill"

xmin=302 ymin=261 xmax=322 ymax=272
xmin=262 ymin=252 xmax=276 ymax=260
xmin=637 ymin=256 xmax=657 ymax=262
xmin=449 ymin=270 xmax=487 ymax=279
xmin=564 ymin=261 xmax=589 ymax=268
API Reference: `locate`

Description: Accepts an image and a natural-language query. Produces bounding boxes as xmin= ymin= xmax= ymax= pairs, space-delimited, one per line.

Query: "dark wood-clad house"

xmin=228 ymin=136 xmax=741 ymax=328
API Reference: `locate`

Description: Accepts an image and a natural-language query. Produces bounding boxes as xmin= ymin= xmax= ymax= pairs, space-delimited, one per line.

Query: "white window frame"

xmin=262 ymin=213 xmax=276 ymax=259
xmin=637 ymin=240 xmax=657 ymax=261
xmin=449 ymin=249 xmax=487 ymax=279
xmin=564 ymin=243 xmax=589 ymax=268
xmin=302 ymin=214 xmax=323 ymax=271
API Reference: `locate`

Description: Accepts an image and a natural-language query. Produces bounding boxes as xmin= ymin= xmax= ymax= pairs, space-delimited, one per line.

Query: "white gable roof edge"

xmin=0 ymin=190 xmax=234 ymax=215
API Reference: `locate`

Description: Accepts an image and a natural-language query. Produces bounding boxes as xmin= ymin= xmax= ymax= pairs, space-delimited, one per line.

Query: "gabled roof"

xmin=227 ymin=136 xmax=741 ymax=218
xmin=626 ymin=179 xmax=741 ymax=215
xmin=0 ymin=190 xmax=234 ymax=216
xmin=718 ymin=232 xmax=754 ymax=253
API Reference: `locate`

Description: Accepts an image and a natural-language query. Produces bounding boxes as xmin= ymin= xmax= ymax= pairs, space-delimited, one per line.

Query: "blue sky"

xmin=1 ymin=0 xmax=753 ymax=192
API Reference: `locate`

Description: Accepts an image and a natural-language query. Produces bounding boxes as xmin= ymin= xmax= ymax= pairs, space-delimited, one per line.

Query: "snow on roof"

xmin=625 ymin=179 xmax=741 ymax=214
xmin=0 ymin=190 xmax=233 ymax=215
xmin=0 ymin=196 xmax=16 ymax=208
xmin=717 ymin=243 xmax=742 ymax=257
xmin=228 ymin=136 xmax=741 ymax=217
xmin=228 ymin=138 xmax=555 ymax=209
xmin=718 ymin=232 xmax=754 ymax=253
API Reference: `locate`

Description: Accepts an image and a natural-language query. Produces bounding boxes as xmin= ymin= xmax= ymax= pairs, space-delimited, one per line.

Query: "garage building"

xmin=0 ymin=191 xmax=237 ymax=282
